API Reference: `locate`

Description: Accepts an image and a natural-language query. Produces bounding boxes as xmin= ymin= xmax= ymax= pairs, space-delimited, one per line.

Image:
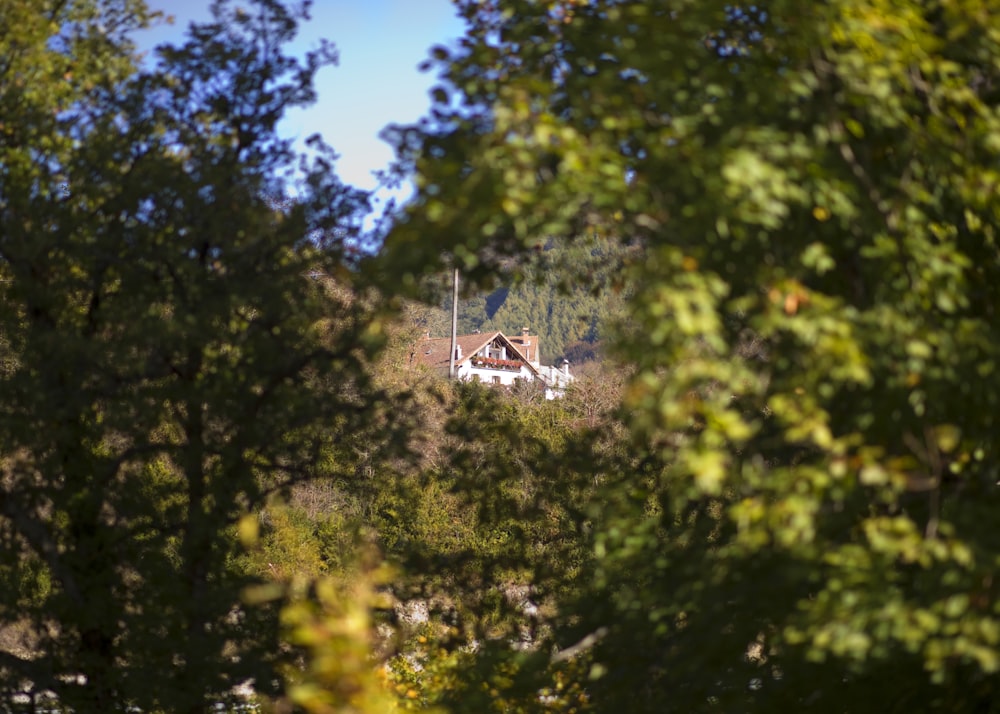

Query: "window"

xmin=492 ymin=376 xmax=501 ymax=384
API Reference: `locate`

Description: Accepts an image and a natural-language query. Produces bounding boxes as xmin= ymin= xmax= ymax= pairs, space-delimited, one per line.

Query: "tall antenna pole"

xmin=449 ymin=266 xmax=459 ymax=379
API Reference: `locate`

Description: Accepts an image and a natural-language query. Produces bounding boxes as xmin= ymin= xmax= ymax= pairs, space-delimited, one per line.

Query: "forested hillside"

xmin=454 ymin=236 xmax=632 ymax=364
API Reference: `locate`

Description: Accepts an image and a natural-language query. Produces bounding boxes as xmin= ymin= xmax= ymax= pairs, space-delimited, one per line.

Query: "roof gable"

xmin=411 ymin=331 xmax=540 ymax=376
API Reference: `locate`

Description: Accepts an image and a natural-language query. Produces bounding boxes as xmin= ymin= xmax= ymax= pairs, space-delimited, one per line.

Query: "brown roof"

xmin=412 ymin=332 xmax=496 ymax=371
xmin=507 ymin=333 xmax=540 ymax=364
xmin=411 ymin=331 xmax=540 ymax=375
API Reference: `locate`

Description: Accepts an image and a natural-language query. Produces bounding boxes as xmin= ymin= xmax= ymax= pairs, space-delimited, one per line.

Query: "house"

xmin=411 ymin=328 xmax=574 ymax=398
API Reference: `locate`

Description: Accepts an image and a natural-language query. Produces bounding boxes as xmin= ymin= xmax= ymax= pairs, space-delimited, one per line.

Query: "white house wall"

xmin=457 ymin=362 xmax=536 ymax=387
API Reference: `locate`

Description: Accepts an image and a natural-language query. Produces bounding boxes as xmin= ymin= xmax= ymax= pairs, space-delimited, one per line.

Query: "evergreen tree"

xmin=450 ymin=237 xmax=631 ymax=362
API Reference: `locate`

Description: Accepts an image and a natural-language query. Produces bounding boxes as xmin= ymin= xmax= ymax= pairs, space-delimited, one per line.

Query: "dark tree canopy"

xmin=0 ymin=0 xmax=379 ymax=710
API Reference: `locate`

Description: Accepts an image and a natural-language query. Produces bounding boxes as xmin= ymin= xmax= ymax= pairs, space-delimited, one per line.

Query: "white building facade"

xmin=413 ymin=330 xmax=574 ymax=398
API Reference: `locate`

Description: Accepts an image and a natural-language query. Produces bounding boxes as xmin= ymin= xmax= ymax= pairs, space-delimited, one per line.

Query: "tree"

xmin=383 ymin=0 xmax=1000 ymax=710
xmin=0 ymin=0 xmax=379 ymax=710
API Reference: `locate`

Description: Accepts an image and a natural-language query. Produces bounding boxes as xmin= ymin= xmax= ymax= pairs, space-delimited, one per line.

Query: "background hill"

xmin=450 ymin=236 xmax=633 ymax=365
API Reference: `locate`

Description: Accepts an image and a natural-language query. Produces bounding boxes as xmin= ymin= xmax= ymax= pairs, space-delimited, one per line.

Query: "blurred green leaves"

xmin=382 ymin=0 xmax=1000 ymax=709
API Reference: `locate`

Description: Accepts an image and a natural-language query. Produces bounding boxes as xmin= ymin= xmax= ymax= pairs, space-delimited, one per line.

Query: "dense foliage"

xmin=6 ymin=0 xmax=1000 ymax=712
xmin=382 ymin=0 xmax=1000 ymax=711
xmin=0 ymin=0 xmax=381 ymax=710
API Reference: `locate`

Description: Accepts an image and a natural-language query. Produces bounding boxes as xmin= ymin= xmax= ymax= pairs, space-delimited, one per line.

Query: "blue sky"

xmin=138 ymin=1 xmax=465 ymax=197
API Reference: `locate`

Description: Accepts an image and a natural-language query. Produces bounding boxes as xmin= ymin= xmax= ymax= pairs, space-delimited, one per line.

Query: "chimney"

xmin=562 ymin=359 xmax=570 ymax=376
xmin=522 ymin=326 xmax=530 ymax=337
xmin=455 ymin=344 xmax=463 ymax=360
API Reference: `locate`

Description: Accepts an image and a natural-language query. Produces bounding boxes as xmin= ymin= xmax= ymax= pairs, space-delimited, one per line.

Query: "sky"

xmin=137 ymin=1 xmax=466 ymax=200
